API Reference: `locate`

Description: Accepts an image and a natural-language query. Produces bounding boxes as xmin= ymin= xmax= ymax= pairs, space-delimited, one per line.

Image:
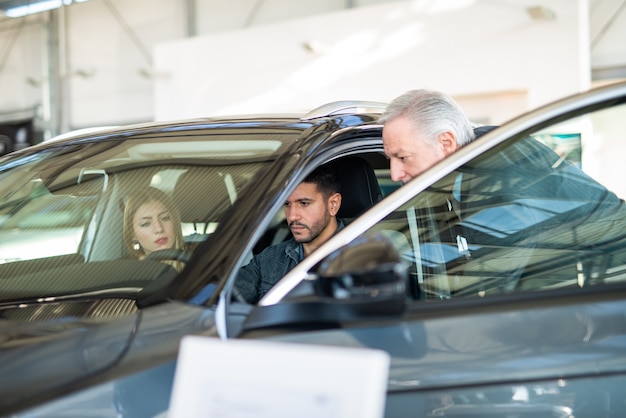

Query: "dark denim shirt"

xmin=236 ymin=219 xmax=345 ymax=304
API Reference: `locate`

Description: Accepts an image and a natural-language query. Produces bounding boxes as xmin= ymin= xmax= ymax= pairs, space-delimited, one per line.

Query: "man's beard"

xmin=290 ymin=212 xmax=330 ymax=244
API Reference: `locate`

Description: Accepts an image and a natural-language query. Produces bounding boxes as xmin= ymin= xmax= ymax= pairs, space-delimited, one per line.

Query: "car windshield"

xmin=0 ymin=127 xmax=296 ymax=309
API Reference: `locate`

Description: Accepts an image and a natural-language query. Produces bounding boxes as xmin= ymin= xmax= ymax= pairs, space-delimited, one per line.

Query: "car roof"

xmin=29 ymin=101 xmax=388 ymax=150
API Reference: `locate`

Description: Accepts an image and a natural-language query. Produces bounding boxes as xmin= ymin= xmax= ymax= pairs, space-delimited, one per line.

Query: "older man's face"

xmin=383 ymin=115 xmax=457 ymax=183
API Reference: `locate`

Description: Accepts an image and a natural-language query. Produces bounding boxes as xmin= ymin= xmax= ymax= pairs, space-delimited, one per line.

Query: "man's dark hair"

xmin=303 ymin=164 xmax=340 ymax=199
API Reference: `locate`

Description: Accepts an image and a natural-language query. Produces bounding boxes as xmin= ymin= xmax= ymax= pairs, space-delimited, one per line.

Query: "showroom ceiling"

xmin=0 ymin=0 xmax=623 ymax=79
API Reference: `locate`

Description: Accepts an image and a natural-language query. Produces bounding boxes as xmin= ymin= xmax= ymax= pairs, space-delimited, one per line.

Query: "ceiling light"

xmin=302 ymin=40 xmax=328 ymax=54
xmin=3 ymin=0 xmax=90 ymax=18
xmin=526 ymin=6 xmax=557 ymax=21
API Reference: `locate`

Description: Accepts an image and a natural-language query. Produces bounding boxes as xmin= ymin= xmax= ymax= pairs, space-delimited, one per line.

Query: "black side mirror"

xmin=240 ymin=232 xmax=407 ymax=336
xmin=315 ymin=232 xmax=407 ymax=315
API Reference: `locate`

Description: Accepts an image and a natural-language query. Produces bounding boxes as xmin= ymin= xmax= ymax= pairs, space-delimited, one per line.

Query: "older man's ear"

xmin=438 ymin=131 xmax=459 ymax=156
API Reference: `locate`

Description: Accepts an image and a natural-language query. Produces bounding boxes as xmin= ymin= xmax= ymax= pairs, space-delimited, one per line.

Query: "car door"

xmin=244 ymin=81 xmax=626 ymax=418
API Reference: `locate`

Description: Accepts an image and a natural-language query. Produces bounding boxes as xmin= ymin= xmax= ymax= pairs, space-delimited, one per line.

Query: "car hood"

xmin=0 ymin=313 xmax=139 ymax=413
xmin=1 ymin=300 xmax=219 ymax=416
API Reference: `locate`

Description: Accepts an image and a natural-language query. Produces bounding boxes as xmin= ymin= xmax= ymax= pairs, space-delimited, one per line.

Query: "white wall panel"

xmin=0 ymin=18 xmax=46 ymax=119
xmin=66 ymin=0 xmax=186 ymax=127
xmin=0 ymin=0 xmax=622 ymax=134
xmin=154 ymin=0 xmax=588 ymax=124
xmin=196 ymin=0 xmax=348 ymax=33
xmin=590 ymin=0 xmax=626 ymax=69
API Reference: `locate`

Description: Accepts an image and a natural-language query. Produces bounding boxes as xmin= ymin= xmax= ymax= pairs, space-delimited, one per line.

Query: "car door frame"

xmin=259 ymin=81 xmax=626 ymax=307
xmin=242 ymin=82 xmax=626 ymax=416
xmin=216 ymin=129 xmax=390 ymax=338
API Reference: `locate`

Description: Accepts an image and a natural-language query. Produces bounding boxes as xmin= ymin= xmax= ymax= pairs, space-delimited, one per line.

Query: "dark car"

xmin=2 ymin=82 xmax=626 ymax=417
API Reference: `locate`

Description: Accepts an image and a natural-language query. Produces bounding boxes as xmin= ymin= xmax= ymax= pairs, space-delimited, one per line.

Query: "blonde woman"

xmin=123 ymin=186 xmax=186 ymax=271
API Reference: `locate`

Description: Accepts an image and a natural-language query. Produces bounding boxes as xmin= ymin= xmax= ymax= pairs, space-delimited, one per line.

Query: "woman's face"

xmin=132 ymin=199 xmax=176 ymax=256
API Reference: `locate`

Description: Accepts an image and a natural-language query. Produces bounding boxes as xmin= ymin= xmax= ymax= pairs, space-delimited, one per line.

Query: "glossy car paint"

xmin=4 ymin=84 xmax=626 ymax=417
xmin=0 ymin=111 xmax=383 ymax=415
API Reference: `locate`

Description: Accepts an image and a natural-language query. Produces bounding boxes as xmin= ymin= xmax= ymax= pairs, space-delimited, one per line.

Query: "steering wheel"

xmin=144 ymin=249 xmax=192 ymax=263
xmin=144 ymin=249 xmax=249 ymax=304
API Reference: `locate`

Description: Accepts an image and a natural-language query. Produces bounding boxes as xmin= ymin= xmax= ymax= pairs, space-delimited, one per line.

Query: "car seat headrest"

xmin=330 ymin=156 xmax=383 ymax=220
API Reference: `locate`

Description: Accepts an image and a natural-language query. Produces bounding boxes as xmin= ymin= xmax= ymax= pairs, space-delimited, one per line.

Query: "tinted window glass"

xmin=364 ymin=103 xmax=626 ymax=300
xmin=0 ymin=129 xmax=297 ymax=310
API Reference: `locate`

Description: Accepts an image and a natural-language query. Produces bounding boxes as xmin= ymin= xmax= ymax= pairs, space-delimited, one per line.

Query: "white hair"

xmin=378 ymin=89 xmax=475 ymax=146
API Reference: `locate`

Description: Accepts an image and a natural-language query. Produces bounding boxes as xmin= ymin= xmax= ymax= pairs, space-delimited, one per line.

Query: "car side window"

xmin=365 ymin=103 xmax=626 ymax=301
xmin=235 ymin=151 xmax=391 ymax=303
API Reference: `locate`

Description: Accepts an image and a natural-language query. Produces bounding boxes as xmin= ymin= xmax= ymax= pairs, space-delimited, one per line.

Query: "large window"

xmin=365 ymin=104 xmax=626 ymax=300
xmin=0 ymin=130 xmax=295 ymax=308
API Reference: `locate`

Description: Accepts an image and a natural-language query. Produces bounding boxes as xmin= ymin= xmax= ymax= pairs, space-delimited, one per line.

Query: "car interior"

xmin=250 ymin=153 xmax=390 ymax=257
xmin=0 ymin=143 xmax=396 ymax=322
